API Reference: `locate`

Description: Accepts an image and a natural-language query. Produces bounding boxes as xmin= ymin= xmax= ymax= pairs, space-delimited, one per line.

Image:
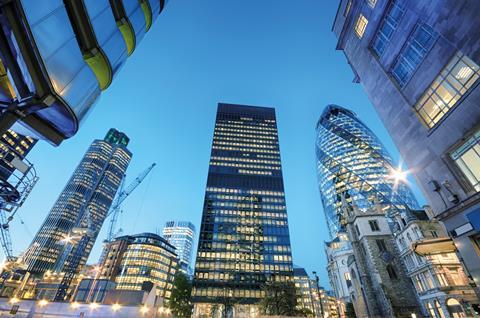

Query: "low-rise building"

xmin=393 ymin=208 xmax=479 ymax=317
xmin=293 ymin=267 xmax=315 ymax=315
xmin=98 ymin=233 xmax=178 ymax=300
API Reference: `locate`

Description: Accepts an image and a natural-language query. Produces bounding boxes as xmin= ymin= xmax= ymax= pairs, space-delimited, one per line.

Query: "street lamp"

xmin=312 ymin=271 xmax=325 ymax=318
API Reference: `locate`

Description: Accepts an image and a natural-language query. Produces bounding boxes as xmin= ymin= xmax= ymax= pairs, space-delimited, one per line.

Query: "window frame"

xmin=445 ymin=124 xmax=480 ymax=194
xmin=354 ymin=14 xmax=369 ymax=39
xmin=390 ymin=22 xmax=438 ymax=88
xmin=414 ymin=52 xmax=480 ymax=129
xmin=369 ymin=220 xmax=381 ymax=231
xmin=370 ymin=0 xmax=406 ymax=57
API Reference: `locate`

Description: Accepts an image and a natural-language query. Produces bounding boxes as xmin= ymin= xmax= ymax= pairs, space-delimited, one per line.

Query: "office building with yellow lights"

xmin=99 ymin=233 xmax=178 ymax=299
xmin=22 ymin=129 xmax=132 ymax=276
xmin=192 ymin=103 xmax=294 ymax=317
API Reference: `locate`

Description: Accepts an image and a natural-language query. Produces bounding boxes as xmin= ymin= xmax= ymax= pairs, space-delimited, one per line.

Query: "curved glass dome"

xmin=315 ymin=104 xmax=420 ymax=238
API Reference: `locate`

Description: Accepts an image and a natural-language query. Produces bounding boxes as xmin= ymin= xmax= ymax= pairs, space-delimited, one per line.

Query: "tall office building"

xmin=0 ymin=0 xmax=170 ymax=145
xmin=332 ymin=0 xmax=480 ymax=293
xmin=23 ymin=129 xmax=132 ymax=275
xmin=162 ymin=221 xmax=195 ymax=276
xmin=192 ymin=103 xmax=294 ymax=316
xmin=316 ymin=104 xmax=419 ymax=238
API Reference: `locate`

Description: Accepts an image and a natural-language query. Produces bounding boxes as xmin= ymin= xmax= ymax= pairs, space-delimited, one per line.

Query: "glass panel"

xmin=20 ymin=0 xmax=63 ymax=25
xmin=414 ymin=52 xmax=480 ymax=128
xmin=390 ymin=23 xmax=437 ymax=87
xmin=147 ymin=0 xmax=161 ymax=21
xmin=128 ymin=5 xmax=147 ymax=43
xmin=85 ymin=0 xmax=128 ymax=77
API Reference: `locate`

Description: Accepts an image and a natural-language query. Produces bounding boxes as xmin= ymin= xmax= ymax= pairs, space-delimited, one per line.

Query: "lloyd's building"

xmin=0 ymin=0 xmax=170 ymax=145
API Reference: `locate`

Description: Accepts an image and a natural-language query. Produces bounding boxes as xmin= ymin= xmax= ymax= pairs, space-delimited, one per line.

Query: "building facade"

xmin=324 ymin=230 xmax=353 ymax=310
xmin=341 ymin=201 xmax=421 ymax=317
xmin=393 ymin=208 xmax=479 ymax=317
xmin=316 ymin=104 xmax=419 ymax=238
xmin=162 ymin=221 xmax=196 ymax=276
xmin=293 ymin=267 xmax=315 ymax=315
xmin=316 ymin=104 xmax=421 ymax=317
xmin=192 ymin=103 xmax=294 ymax=317
xmin=0 ymin=0 xmax=170 ymax=145
xmin=332 ymin=0 xmax=480 ymax=293
xmin=100 ymin=233 xmax=178 ymax=300
xmin=22 ymin=129 xmax=132 ymax=276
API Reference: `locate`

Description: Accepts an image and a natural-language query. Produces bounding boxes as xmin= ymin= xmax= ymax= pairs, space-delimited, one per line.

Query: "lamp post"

xmin=312 ymin=271 xmax=325 ymax=318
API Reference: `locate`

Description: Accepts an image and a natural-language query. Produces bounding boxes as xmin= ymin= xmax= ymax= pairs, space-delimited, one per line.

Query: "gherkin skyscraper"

xmin=315 ymin=105 xmax=419 ymax=238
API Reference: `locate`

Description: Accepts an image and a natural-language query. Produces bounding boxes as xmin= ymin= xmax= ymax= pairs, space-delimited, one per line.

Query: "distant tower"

xmin=315 ymin=104 xmax=419 ymax=238
xmin=162 ymin=221 xmax=195 ymax=276
xmin=23 ymin=129 xmax=132 ymax=275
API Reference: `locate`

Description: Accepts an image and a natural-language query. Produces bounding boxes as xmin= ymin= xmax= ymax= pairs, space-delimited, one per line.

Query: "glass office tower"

xmin=162 ymin=221 xmax=195 ymax=276
xmin=0 ymin=0 xmax=170 ymax=145
xmin=316 ymin=105 xmax=419 ymax=238
xmin=100 ymin=233 xmax=178 ymax=299
xmin=192 ymin=103 xmax=293 ymax=316
xmin=22 ymin=129 xmax=132 ymax=275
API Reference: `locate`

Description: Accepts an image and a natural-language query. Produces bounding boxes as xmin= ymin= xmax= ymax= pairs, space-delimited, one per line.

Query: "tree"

xmin=167 ymin=272 xmax=193 ymax=318
xmin=259 ymin=281 xmax=298 ymax=316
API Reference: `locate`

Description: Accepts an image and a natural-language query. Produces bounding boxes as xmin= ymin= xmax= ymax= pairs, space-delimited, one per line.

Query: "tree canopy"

xmin=167 ymin=272 xmax=193 ymax=318
xmin=259 ymin=281 xmax=298 ymax=316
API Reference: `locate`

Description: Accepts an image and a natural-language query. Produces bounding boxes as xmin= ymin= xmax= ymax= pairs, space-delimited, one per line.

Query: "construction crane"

xmin=0 ymin=144 xmax=38 ymax=261
xmin=106 ymin=162 xmax=156 ymax=242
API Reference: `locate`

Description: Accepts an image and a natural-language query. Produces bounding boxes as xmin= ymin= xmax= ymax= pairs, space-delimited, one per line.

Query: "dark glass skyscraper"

xmin=193 ymin=103 xmax=293 ymax=316
xmin=316 ymin=105 xmax=419 ymax=238
xmin=23 ymin=129 xmax=132 ymax=275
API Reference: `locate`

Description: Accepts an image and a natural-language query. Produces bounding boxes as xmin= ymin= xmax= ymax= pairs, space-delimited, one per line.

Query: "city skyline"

xmin=5 ymin=0 xmax=426 ymax=287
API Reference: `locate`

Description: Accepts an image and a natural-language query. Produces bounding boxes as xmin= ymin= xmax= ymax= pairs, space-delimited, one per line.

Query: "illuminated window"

xmin=354 ymin=14 xmax=368 ymax=38
xmin=391 ymin=23 xmax=437 ymax=87
xmin=450 ymin=128 xmax=480 ymax=192
xmin=415 ymin=52 xmax=480 ymax=128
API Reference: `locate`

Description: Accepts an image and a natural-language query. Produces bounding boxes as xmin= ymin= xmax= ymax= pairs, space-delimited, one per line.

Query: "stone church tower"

xmin=341 ymin=200 xmax=421 ymax=318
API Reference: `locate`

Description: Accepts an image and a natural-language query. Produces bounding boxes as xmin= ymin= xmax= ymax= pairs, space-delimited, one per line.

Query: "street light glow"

xmin=38 ymin=299 xmax=49 ymax=307
xmin=89 ymin=303 xmax=99 ymax=310
xmin=140 ymin=305 xmax=150 ymax=314
xmin=112 ymin=303 xmax=121 ymax=311
xmin=71 ymin=301 xmax=80 ymax=309
xmin=9 ymin=297 xmax=19 ymax=304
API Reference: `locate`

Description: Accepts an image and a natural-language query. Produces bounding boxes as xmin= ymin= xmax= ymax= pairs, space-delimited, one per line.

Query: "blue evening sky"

xmin=12 ymin=0 xmax=424 ymax=287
